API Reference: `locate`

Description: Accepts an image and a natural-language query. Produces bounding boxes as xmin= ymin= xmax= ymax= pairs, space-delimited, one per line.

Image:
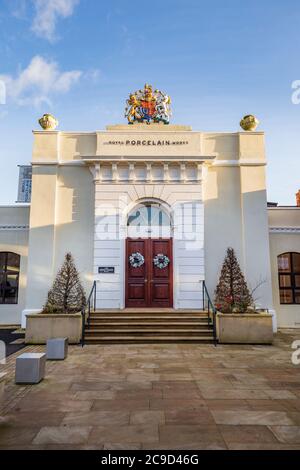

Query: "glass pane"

xmin=295 ymin=290 xmax=300 ymax=304
xmin=3 ymin=274 xmax=19 ymax=304
xmin=280 ymin=289 xmax=293 ymax=304
xmin=278 ymin=254 xmax=291 ymax=273
xmin=295 ymin=275 xmax=300 ymax=288
xmin=151 ymin=207 xmax=170 ymax=227
xmin=128 ymin=205 xmax=170 ymax=227
xmin=127 ymin=204 xmax=171 ymax=238
xmin=0 ymin=253 xmax=6 ymax=273
xmin=292 ymin=253 xmax=300 ymax=273
xmin=279 ymin=275 xmax=291 ymax=288
xmin=6 ymin=253 xmax=20 ymax=273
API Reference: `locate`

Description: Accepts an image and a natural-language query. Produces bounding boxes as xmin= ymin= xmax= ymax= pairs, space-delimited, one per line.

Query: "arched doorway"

xmin=125 ymin=202 xmax=173 ymax=308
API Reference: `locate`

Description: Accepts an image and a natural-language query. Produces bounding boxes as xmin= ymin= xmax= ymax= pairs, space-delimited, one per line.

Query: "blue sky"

xmin=0 ymin=0 xmax=299 ymax=204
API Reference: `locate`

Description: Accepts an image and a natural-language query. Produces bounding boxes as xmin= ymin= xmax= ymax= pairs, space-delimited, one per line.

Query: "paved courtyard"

xmin=1 ymin=330 xmax=300 ymax=450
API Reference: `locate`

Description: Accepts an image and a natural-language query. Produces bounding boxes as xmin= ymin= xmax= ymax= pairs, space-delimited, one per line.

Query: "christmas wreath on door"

xmin=129 ymin=252 xmax=145 ymax=268
xmin=153 ymin=253 xmax=170 ymax=269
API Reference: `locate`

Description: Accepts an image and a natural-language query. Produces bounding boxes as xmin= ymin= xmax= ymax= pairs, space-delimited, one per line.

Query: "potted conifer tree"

xmin=25 ymin=253 xmax=86 ymax=344
xmin=215 ymin=248 xmax=273 ymax=344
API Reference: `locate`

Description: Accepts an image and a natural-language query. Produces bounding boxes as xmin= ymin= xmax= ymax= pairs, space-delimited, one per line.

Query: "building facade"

xmin=0 ymin=123 xmax=299 ymax=329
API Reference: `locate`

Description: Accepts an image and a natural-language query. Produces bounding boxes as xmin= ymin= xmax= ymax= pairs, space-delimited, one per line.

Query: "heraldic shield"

xmin=125 ymin=84 xmax=172 ymax=125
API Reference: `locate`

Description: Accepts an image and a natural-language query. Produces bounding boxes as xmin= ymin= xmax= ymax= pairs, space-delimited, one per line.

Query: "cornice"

xmin=268 ymin=207 xmax=300 ymax=211
xmin=269 ymin=227 xmax=300 ymax=234
xmin=212 ymin=159 xmax=266 ymax=167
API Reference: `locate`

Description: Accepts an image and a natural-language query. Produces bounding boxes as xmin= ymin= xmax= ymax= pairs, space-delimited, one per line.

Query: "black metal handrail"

xmin=202 ymin=281 xmax=217 ymax=346
xmin=81 ymin=281 xmax=97 ymax=347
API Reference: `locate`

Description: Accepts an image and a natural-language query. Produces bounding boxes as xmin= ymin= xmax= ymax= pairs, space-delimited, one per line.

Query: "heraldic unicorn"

xmin=125 ymin=84 xmax=172 ymax=125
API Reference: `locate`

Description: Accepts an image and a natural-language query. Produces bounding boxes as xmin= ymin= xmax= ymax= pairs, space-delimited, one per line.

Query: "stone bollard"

xmin=15 ymin=353 xmax=46 ymax=384
xmin=46 ymin=338 xmax=68 ymax=361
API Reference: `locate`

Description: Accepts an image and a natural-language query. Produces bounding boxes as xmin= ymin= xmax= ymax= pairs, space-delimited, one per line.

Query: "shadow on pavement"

xmin=0 ymin=328 xmax=25 ymax=357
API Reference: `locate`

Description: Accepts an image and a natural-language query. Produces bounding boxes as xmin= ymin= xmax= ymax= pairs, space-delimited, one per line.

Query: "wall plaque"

xmin=98 ymin=267 xmax=115 ymax=274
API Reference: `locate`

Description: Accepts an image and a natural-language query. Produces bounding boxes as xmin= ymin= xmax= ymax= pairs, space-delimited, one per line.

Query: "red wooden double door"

xmin=126 ymin=238 xmax=173 ymax=308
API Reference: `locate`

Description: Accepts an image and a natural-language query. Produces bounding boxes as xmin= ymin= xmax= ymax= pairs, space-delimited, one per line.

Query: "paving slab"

xmin=0 ymin=329 xmax=299 ymax=449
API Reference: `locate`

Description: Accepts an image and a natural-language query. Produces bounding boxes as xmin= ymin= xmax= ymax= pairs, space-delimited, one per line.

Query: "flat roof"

xmin=268 ymin=206 xmax=300 ymax=210
xmin=0 ymin=204 xmax=30 ymax=208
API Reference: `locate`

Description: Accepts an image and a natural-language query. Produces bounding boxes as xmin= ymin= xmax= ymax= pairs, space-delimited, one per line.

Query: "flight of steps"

xmin=84 ymin=309 xmax=215 ymax=344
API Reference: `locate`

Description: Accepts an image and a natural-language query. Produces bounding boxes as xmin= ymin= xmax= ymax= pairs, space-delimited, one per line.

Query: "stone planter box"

xmin=25 ymin=314 xmax=82 ymax=345
xmin=0 ymin=373 xmax=6 ymax=402
xmin=216 ymin=312 xmax=273 ymax=344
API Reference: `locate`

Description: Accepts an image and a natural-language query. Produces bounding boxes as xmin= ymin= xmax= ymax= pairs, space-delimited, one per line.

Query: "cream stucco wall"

xmin=202 ymin=132 xmax=273 ymax=313
xmin=269 ymin=208 xmax=300 ymax=328
xmin=24 ymin=164 xmax=94 ymax=321
xmin=0 ymin=206 xmax=30 ymax=324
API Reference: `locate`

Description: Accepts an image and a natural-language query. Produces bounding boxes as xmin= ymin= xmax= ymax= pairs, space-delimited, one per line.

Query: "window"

xmin=0 ymin=252 xmax=20 ymax=304
xmin=127 ymin=203 xmax=171 ymax=238
xmin=278 ymin=253 xmax=300 ymax=305
xmin=127 ymin=204 xmax=170 ymax=228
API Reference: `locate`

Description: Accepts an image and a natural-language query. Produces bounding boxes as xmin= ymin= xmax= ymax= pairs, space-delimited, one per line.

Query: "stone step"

xmin=92 ymin=312 xmax=209 ymax=317
xmin=95 ymin=307 xmax=207 ymax=314
xmin=87 ymin=322 xmax=212 ymax=328
xmin=84 ymin=335 xmax=215 ymax=344
xmin=90 ymin=318 xmax=208 ymax=328
xmin=85 ymin=328 xmax=213 ymax=335
xmin=89 ymin=315 xmax=209 ymax=321
xmin=84 ymin=308 xmax=214 ymax=344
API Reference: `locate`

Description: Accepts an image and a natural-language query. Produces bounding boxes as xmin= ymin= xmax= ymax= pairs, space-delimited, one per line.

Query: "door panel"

xmin=150 ymin=239 xmax=173 ymax=307
xmin=126 ymin=238 xmax=173 ymax=308
xmin=128 ymin=284 xmax=146 ymax=300
xmin=152 ymin=283 xmax=170 ymax=299
xmin=126 ymin=239 xmax=148 ymax=307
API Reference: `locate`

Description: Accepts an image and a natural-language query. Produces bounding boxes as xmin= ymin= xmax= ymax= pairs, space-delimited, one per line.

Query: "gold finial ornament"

xmin=240 ymin=115 xmax=259 ymax=131
xmin=39 ymin=113 xmax=59 ymax=130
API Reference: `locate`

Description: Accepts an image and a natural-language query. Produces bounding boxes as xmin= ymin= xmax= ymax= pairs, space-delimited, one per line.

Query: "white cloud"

xmin=11 ymin=0 xmax=28 ymax=20
xmin=85 ymin=69 xmax=101 ymax=83
xmin=31 ymin=0 xmax=79 ymax=42
xmin=0 ymin=55 xmax=82 ymax=107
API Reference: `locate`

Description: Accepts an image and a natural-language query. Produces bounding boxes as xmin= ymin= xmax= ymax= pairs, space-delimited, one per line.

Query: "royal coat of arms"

xmin=125 ymin=84 xmax=171 ymax=125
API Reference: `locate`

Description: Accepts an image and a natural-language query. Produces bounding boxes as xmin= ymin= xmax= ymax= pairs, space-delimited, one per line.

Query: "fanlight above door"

xmin=127 ymin=203 xmax=171 ymax=238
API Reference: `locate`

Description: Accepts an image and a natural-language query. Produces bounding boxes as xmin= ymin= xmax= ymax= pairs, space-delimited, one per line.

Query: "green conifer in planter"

xmin=215 ymin=248 xmax=253 ymax=313
xmin=43 ymin=253 xmax=86 ymax=314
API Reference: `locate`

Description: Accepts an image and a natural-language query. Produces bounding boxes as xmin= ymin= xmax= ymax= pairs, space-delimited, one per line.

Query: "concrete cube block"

xmin=15 ymin=353 xmax=46 ymax=384
xmin=46 ymin=338 xmax=68 ymax=360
